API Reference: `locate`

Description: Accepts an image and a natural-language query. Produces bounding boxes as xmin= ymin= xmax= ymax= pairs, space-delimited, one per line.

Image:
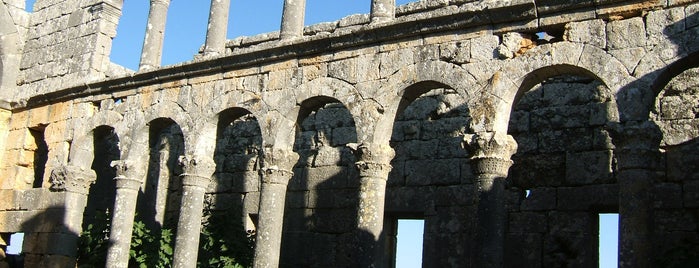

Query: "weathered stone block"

xmin=469 ymin=34 xmax=499 ymax=62
xmin=505 ymin=233 xmax=543 ymax=268
xmin=565 ymin=150 xmax=614 ymax=185
xmin=653 ymin=183 xmax=683 ymax=209
xmin=646 ymin=7 xmax=686 ymax=46
xmin=565 ymin=19 xmax=606 ymax=48
xmin=509 ymin=212 xmax=547 ymax=233
xmin=520 ymin=187 xmax=557 ymax=211
xmin=556 ymin=184 xmax=618 ymax=210
xmin=405 ymin=159 xmax=461 ymax=186
xmin=434 ymin=185 xmax=477 ymax=206
xmin=683 ymin=180 xmax=699 ymax=207
xmin=606 ymin=17 xmax=646 ymax=49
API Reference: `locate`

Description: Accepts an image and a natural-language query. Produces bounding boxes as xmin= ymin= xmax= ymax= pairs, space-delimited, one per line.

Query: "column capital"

xmin=348 ymin=143 xmax=395 ymax=179
xmin=606 ymin=121 xmax=662 ymax=170
xmin=110 ymin=160 xmax=142 ymax=190
xmin=260 ymin=148 xmax=298 ymax=185
xmin=463 ymin=132 xmax=517 ymax=177
xmin=178 ymin=155 xmax=215 ymax=188
xmin=48 ymin=164 xmax=96 ymax=195
xmin=606 ymin=121 xmax=662 ymax=151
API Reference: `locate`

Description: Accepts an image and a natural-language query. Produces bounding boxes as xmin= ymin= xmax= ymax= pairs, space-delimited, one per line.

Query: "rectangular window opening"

xmin=599 ymin=213 xmax=619 ymax=268
xmin=6 ymin=232 xmax=24 ymax=255
xmin=394 ymin=219 xmax=424 ymax=268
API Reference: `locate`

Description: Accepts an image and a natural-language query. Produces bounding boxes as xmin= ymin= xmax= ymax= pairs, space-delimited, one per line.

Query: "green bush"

xmin=77 ymin=208 xmax=255 ymax=268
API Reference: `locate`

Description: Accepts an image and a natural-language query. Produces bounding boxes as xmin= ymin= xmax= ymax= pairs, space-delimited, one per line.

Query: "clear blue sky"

xmin=17 ymin=1 xmax=618 ymax=267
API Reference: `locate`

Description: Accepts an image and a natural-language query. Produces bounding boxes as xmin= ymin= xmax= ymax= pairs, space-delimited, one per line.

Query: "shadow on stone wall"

xmin=280 ymin=100 xmax=359 ymax=268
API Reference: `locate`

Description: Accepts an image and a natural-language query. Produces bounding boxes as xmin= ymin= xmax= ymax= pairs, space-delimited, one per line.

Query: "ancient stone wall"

xmin=0 ymin=0 xmax=699 ymax=267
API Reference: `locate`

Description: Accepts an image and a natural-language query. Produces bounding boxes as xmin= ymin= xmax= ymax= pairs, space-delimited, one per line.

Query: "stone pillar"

xmin=608 ymin=121 xmax=661 ymax=268
xmin=253 ymin=148 xmax=298 ymax=268
xmin=370 ymin=0 xmax=395 ymax=23
xmin=105 ymin=160 xmax=143 ymax=268
xmin=349 ymin=143 xmax=394 ymax=268
xmin=139 ymin=0 xmax=171 ymax=71
xmin=280 ymin=0 xmax=306 ymax=40
xmin=172 ymin=155 xmax=215 ymax=268
xmin=20 ymin=164 xmax=97 ymax=267
xmin=463 ymin=132 xmax=517 ymax=268
xmin=203 ymin=0 xmax=231 ymax=57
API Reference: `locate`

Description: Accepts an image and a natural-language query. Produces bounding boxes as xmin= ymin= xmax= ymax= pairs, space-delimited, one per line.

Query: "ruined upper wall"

xmin=14 ymin=0 xmax=127 ymax=101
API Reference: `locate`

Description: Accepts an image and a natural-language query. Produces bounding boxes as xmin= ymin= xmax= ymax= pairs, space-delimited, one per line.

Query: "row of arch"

xmin=36 ymin=36 xmax=699 ymax=266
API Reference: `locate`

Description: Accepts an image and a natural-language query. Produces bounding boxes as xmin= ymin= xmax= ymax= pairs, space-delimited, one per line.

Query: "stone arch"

xmin=376 ymin=60 xmax=475 ymax=143
xmin=68 ymin=110 xmax=124 ymax=168
xmin=197 ymin=89 xmax=269 ymax=157
xmin=486 ymin=42 xmax=628 ymax=132
xmin=504 ymin=60 xmax=620 ymax=266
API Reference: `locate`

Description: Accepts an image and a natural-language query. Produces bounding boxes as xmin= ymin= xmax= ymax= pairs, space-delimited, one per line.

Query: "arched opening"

xmin=137 ymin=118 xmax=185 ymax=232
xmin=77 ymin=125 xmax=120 ymax=267
xmin=387 ymin=81 xmax=471 ymax=267
xmin=280 ymin=96 xmax=359 ymax=267
xmin=196 ymin=108 xmax=261 ymax=267
xmin=649 ymin=60 xmax=699 ymax=264
xmin=506 ymin=67 xmax=618 ymax=267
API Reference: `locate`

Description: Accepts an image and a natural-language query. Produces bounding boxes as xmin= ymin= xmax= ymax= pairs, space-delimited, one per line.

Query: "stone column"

xmin=463 ymin=132 xmax=517 ymax=268
xmin=370 ymin=0 xmax=395 ymax=23
xmin=253 ymin=148 xmax=298 ymax=268
xmin=349 ymin=143 xmax=395 ymax=268
xmin=608 ymin=121 xmax=661 ymax=268
xmin=203 ymin=0 xmax=231 ymax=57
xmin=105 ymin=160 xmax=143 ymax=268
xmin=280 ymin=0 xmax=306 ymax=40
xmin=139 ymin=0 xmax=171 ymax=71
xmin=172 ymin=155 xmax=215 ymax=268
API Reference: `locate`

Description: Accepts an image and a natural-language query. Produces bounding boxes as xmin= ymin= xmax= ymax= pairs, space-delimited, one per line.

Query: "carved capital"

xmin=348 ymin=143 xmax=395 ymax=179
xmin=110 ymin=160 xmax=142 ymax=190
xmin=463 ymin=132 xmax=517 ymax=177
xmin=260 ymin=147 xmax=298 ymax=185
xmin=606 ymin=121 xmax=662 ymax=151
xmin=49 ymin=164 xmax=97 ymax=195
xmin=178 ymin=155 xmax=215 ymax=188
xmin=606 ymin=121 xmax=662 ymax=170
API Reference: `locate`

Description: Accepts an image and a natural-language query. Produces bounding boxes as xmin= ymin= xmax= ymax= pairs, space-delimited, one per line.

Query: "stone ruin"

xmin=1 ymin=0 xmax=699 ymax=267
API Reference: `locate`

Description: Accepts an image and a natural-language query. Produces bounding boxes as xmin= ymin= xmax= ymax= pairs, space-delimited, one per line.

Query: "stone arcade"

xmin=1 ymin=0 xmax=699 ymax=267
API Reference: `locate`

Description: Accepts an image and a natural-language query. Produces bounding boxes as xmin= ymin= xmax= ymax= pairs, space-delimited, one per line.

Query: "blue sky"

xmin=16 ymin=1 xmax=618 ymax=267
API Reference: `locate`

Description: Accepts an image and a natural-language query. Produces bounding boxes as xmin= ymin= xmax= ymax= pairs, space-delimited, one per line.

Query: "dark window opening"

xmin=29 ymin=126 xmax=48 ymax=188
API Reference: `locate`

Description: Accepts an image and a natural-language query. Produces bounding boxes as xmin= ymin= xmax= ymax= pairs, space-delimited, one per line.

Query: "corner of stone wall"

xmin=17 ymin=0 xmax=124 ymax=99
